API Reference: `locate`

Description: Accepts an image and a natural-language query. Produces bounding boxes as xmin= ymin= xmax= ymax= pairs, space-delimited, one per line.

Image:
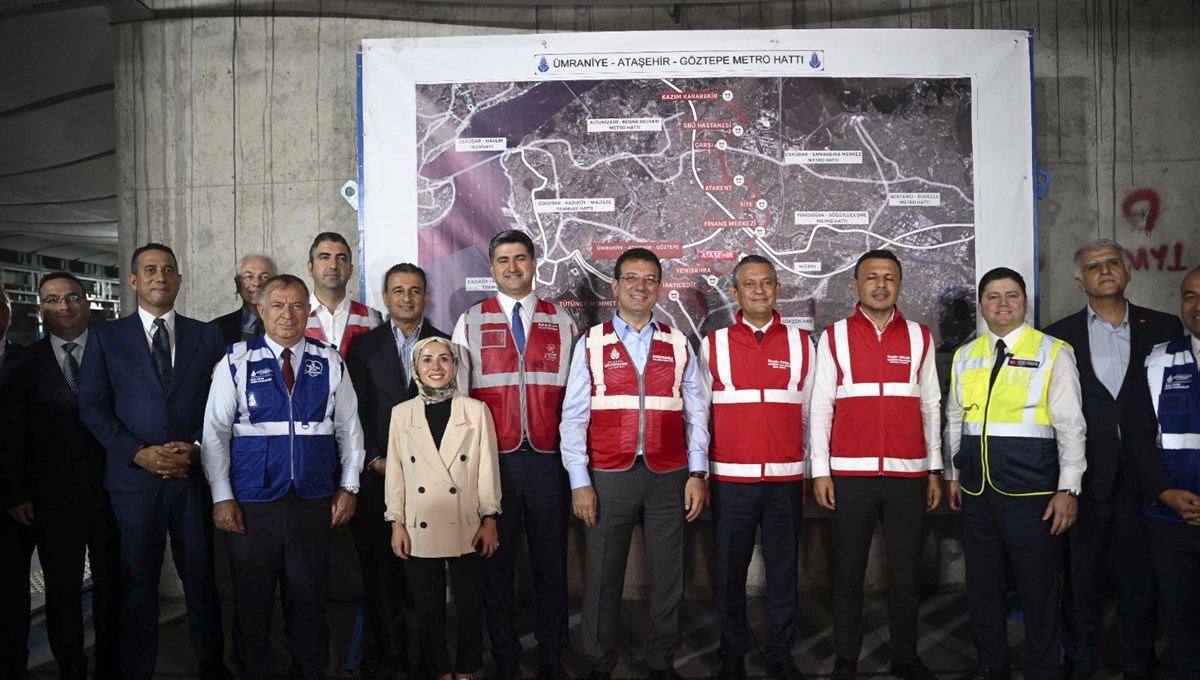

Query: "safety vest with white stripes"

xmin=704 ymin=312 xmax=810 ymax=483
xmin=585 ymin=321 xmax=689 ymax=472
xmin=224 ymin=335 xmax=345 ymax=502
xmin=462 ymin=297 xmax=574 ymax=452
xmin=824 ymin=306 xmax=932 ymax=477
xmin=1144 ymin=336 xmax=1200 ymax=524
xmin=304 ymin=299 xmax=379 ymax=358
xmin=951 ymin=326 xmax=1064 ymax=497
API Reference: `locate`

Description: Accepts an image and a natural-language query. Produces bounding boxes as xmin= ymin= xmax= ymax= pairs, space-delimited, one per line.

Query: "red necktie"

xmin=281 ymin=348 xmax=295 ymax=392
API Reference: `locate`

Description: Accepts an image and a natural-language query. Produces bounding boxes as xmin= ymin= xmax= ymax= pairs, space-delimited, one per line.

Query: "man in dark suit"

xmin=0 ymin=286 xmax=31 ymax=680
xmin=78 ymin=243 xmax=231 ymax=680
xmin=1043 ymin=238 xmax=1182 ymax=679
xmin=211 ymin=253 xmax=277 ymax=347
xmin=3 ymin=273 xmax=121 ymax=680
xmin=345 ymin=263 xmax=448 ymax=680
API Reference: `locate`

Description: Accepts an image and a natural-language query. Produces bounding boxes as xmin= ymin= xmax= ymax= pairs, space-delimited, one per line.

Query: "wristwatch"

xmin=341 ymin=486 xmax=359 ymax=496
xmin=1058 ymin=488 xmax=1079 ymax=498
xmin=688 ymin=471 xmax=709 ymax=481
xmin=929 ymin=469 xmax=945 ymax=476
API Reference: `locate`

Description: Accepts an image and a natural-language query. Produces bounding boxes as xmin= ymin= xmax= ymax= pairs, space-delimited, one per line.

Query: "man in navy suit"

xmin=1044 ymin=238 xmax=1182 ymax=679
xmin=79 ymin=243 xmax=232 ymax=680
xmin=3 ymin=273 xmax=121 ymax=680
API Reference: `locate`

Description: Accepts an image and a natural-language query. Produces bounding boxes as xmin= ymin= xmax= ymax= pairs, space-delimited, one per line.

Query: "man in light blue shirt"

xmin=559 ymin=247 xmax=709 ymax=680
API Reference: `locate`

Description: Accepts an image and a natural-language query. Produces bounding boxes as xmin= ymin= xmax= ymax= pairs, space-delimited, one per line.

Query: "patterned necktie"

xmin=281 ymin=348 xmax=295 ymax=393
xmin=62 ymin=342 xmax=80 ymax=395
xmin=512 ymin=301 xmax=527 ymax=354
xmin=152 ymin=318 xmax=172 ymax=387
xmin=989 ymin=339 xmax=1008 ymax=389
xmin=755 ymin=330 xmax=764 ymax=345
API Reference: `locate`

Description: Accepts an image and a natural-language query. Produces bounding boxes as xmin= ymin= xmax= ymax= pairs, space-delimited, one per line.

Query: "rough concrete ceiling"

xmin=0 ymin=1 xmax=119 ymax=267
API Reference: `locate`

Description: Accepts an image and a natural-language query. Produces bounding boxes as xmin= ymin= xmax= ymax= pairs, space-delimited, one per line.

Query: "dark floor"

xmin=23 ymin=591 xmax=1171 ymax=679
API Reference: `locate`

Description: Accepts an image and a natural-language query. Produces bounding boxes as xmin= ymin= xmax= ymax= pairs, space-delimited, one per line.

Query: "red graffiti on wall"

xmin=1128 ymin=242 xmax=1188 ymax=272
xmin=1121 ymin=188 xmax=1161 ymax=235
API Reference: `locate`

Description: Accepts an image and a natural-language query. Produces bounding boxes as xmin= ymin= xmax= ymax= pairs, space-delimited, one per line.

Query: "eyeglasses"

xmin=618 ymin=274 xmax=661 ymax=285
xmin=41 ymin=294 xmax=85 ymax=306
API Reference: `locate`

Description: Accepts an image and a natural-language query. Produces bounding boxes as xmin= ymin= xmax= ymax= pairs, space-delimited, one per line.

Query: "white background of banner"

xmin=360 ymin=29 xmax=1035 ymax=331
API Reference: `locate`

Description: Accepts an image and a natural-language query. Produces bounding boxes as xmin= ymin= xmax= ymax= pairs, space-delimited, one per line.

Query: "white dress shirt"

xmin=136 ymin=306 xmax=176 ymax=363
xmin=310 ymin=294 xmax=353 ymax=350
xmin=49 ymin=330 xmax=89 ymax=377
xmin=451 ymin=291 xmax=537 ymax=391
xmin=201 ymin=335 xmax=366 ymax=503
xmin=943 ymin=323 xmax=1088 ymax=493
xmin=1192 ymin=335 xmax=1200 ymax=365
xmin=807 ymin=310 xmax=944 ymax=477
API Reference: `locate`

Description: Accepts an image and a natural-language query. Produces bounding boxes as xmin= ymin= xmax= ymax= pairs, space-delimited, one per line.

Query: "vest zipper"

xmin=877 ymin=327 xmax=885 ymax=476
xmin=636 ymin=367 xmax=647 ymax=461
xmin=758 ymin=329 xmax=767 ymax=482
xmin=288 ymin=379 xmax=296 ymax=484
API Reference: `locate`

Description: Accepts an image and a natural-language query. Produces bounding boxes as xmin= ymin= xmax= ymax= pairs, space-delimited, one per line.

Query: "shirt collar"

xmin=613 ymin=312 xmax=659 ymax=338
xmin=391 ymin=318 xmax=424 ymax=340
xmin=989 ymin=322 xmax=1028 ymax=351
xmin=310 ymin=293 xmax=350 ymax=316
xmin=495 ymin=291 xmax=537 ymax=316
xmin=263 ymin=334 xmax=306 ymax=359
xmin=1086 ymin=302 xmax=1129 ymax=330
xmin=854 ymin=304 xmax=896 ymax=330
xmin=50 ymin=329 xmax=89 ymax=353
xmin=137 ymin=306 xmax=176 ymax=334
xmin=738 ymin=310 xmax=777 ymax=333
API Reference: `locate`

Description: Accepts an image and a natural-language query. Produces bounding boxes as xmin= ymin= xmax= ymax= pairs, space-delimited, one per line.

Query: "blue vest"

xmin=1145 ymin=336 xmax=1200 ymax=524
xmin=225 ymin=336 xmax=343 ymax=502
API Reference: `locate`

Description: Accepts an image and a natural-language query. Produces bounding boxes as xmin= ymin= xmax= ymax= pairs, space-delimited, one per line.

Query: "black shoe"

xmin=719 ymin=657 xmax=746 ymax=680
xmin=832 ymin=658 xmax=857 ymax=680
xmin=537 ymin=664 xmax=568 ymax=680
xmin=649 ymin=669 xmax=683 ymax=680
xmin=766 ymin=659 xmax=805 ymax=680
xmin=890 ymin=658 xmax=936 ymax=680
xmin=495 ymin=662 xmax=524 ymax=680
xmin=956 ymin=670 xmax=1012 ymax=680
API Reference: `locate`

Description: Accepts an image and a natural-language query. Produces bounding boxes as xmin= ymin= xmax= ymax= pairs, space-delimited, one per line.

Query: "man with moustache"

xmin=78 ymin=243 xmax=230 ymax=680
xmin=809 ymin=250 xmax=943 ymax=680
xmin=559 ymin=247 xmax=710 ymax=680
xmin=305 ymin=232 xmax=380 ymax=357
xmin=0 ymin=286 xmax=30 ymax=680
xmin=700 ymin=255 xmax=813 ymax=680
xmin=202 ymin=273 xmax=365 ymax=680
xmin=1133 ymin=265 xmax=1200 ymax=679
xmin=946 ymin=268 xmax=1086 ymax=680
xmin=452 ymin=230 xmax=575 ymax=680
xmin=346 ymin=263 xmax=448 ymax=679
xmin=212 ymin=253 xmax=278 ymax=347
xmin=1043 ymin=239 xmax=1180 ymax=679
xmin=2 ymin=273 xmax=120 ymax=680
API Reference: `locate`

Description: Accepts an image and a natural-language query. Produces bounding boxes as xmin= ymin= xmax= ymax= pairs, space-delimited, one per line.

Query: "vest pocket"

xmin=230 ymin=441 xmax=269 ymax=489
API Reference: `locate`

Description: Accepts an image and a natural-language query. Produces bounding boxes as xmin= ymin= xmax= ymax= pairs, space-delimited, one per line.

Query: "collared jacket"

xmin=305 ymin=299 xmax=377 ymax=358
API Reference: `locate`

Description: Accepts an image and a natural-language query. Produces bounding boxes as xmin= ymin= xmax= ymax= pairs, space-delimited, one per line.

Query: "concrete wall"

xmin=116 ymin=1 xmax=1200 ymax=598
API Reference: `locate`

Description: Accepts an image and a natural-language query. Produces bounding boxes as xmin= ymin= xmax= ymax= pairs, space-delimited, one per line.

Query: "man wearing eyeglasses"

xmin=1 ymin=273 xmax=120 ymax=680
xmin=559 ymin=247 xmax=710 ymax=680
xmin=212 ymin=254 xmax=277 ymax=347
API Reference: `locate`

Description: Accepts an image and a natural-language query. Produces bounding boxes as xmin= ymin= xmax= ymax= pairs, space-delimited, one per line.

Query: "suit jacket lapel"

xmin=376 ymin=327 xmax=407 ymax=401
xmin=1117 ymin=303 xmax=1151 ymax=400
xmin=438 ymin=397 xmax=471 ymax=469
xmin=407 ymin=403 xmax=456 ymax=488
xmin=123 ymin=314 xmax=164 ymax=393
xmin=36 ymin=341 xmax=73 ymax=401
xmin=168 ymin=317 xmax=199 ymax=396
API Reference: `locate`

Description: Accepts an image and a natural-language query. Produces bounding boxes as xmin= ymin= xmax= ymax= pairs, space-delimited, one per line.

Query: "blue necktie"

xmin=62 ymin=342 xmax=80 ymax=395
xmin=512 ymin=301 xmax=526 ymax=354
xmin=152 ymin=318 xmax=172 ymax=387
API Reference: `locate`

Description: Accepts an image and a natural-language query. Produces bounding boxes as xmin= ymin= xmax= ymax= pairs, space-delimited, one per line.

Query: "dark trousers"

xmin=225 ymin=492 xmax=332 ymax=680
xmin=583 ymin=461 xmax=688 ymax=673
xmin=829 ymin=476 xmax=926 ymax=663
xmin=349 ymin=471 xmax=409 ymax=664
xmin=109 ymin=481 xmax=226 ymax=680
xmin=34 ymin=497 xmax=121 ymax=679
xmin=0 ymin=514 xmax=34 ymax=679
xmin=962 ymin=489 xmax=1061 ymax=680
xmin=711 ymin=479 xmax=804 ymax=664
xmin=408 ymin=553 xmax=484 ymax=678
xmin=1147 ymin=517 xmax=1200 ymax=680
xmin=1063 ymin=473 xmax=1156 ymax=674
xmin=483 ymin=453 xmax=569 ymax=667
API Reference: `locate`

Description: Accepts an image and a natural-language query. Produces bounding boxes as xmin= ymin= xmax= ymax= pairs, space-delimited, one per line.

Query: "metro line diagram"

xmin=415 ymin=76 xmax=976 ymax=346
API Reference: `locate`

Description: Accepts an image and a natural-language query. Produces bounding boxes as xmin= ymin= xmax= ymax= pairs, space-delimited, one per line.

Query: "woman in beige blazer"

xmin=385 ymin=337 xmax=501 ymax=680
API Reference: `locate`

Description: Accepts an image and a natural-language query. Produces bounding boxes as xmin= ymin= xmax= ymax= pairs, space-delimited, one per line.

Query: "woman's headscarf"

xmin=411 ymin=336 xmax=458 ymax=404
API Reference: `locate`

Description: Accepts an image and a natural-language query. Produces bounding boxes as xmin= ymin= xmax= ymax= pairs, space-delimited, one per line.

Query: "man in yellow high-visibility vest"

xmin=945 ymin=267 xmax=1087 ymax=680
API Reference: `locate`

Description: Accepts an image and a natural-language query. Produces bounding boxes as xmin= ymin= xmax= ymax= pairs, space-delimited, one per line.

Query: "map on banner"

xmin=414 ymin=76 xmax=977 ymax=347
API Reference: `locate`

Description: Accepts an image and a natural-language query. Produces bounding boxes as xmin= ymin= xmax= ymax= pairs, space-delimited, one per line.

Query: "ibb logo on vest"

xmin=1165 ymin=373 xmax=1192 ymax=391
xmin=544 ymin=343 xmax=558 ymax=362
xmin=304 ymin=359 xmax=324 ymax=378
xmin=886 ymin=354 xmax=911 ymax=365
xmin=766 ymin=358 xmax=791 ymax=370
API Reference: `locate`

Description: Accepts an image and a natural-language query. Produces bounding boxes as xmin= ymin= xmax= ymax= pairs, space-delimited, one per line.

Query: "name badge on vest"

xmin=650 ymin=352 xmax=674 ymax=364
xmin=249 ymin=367 xmax=274 ymax=385
xmin=1164 ymin=372 xmax=1192 ymax=391
xmin=1007 ymin=358 xmax=1041 ymax=369
xmin=482 ymin=329 xmax=508 ymax=349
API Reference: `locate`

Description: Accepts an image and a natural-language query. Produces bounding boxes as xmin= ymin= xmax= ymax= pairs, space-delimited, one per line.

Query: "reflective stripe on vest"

xmin=952 ymin=327 xmax=1062 ymax=497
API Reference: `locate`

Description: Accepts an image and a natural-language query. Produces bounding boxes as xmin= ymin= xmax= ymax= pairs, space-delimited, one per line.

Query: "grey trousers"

xmin=582 ymin=460 xmax=689 ymax=673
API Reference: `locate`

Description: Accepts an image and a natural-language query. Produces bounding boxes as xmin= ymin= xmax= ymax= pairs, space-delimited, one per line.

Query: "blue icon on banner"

xmin=809 ymin=52 xmax=822 ymax=69
xmin=538 ymin=56 xmax=550 ymax=73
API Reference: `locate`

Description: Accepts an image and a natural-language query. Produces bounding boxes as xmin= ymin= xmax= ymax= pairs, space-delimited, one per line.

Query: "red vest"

xmin=585 ymin=321 xmax=689 ymax=472
xmin=824 ymin=306 xmax=931 ymax=477
xmin=705 ymin=312 xmax=810 ymax=483
xmin=462 ymin=297 xmax=574 ymax=452
xmin=304 ymin=299 xmax=378 ymax=358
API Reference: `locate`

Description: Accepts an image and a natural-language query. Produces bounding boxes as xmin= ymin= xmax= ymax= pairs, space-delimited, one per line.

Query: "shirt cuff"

xmin=567 ymin=465 xmax=593 ymax=490
xmin=210 ymin=480 xmax=234 ymax=504
xmin=809 ymin=456 xmax=832 ymax=478
xmin=339 ymin=463 xmax=363 ymax=489
xmin=687 ymin=450 xmax=708 ymax=475
xmin=1057 ymin=469 xmax=1083 ymax=495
